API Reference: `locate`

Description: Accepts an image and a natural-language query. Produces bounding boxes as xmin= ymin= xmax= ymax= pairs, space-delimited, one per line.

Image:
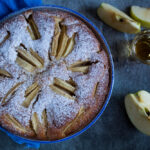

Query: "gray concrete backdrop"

xmin=1 ymin=0 xmax=150 ymax=149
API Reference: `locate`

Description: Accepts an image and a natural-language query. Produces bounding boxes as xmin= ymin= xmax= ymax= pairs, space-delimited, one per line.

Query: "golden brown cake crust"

xmin=0 ymin=9 xmax=110 ymax=140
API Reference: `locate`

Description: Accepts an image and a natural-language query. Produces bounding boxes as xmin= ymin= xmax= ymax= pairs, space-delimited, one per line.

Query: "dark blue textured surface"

xmin=1 ymin=0 xmax=150 ymax=149
xmin=0 ymin=0 xmax=42 ymax=18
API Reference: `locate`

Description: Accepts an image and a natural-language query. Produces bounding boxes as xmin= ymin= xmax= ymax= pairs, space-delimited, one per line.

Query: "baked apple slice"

xmin=56 ymin=25 xmax=69 ymax=59
xmin=22 ymin=83 xmax=40 ymax=108
xmin=63 ymin=107 xmax=85 ymax=135
xmin=68 ymin=60 xmax=93 ymax=74
xmin=0 ymin=31 xmax=10 ymax=46
xmin=0 ymin=69 xmax=12 ymax=78
xmin=41 ymin=109 xmax=47 ymax=130
xmin=25 ymin=82 xmax=38 ymax=97
xmin=2 ymin=82 xmax=23 ymax=105
xmin=16 ymin=57 xmax=36 ymax=72
xmin=5 ymin=114 xmax=26 ymax=133
xmin=92 ymin=82 xmax=99 ymax=97
xmin=68 ymin=66 xmax=89 ymax=74
xmin=31 ymin=109 xmax=47 ymax=139
xmin=54 ymin=77 xmax=76 ymax=93
xmin=50 ymin=84 xmax=75 ymax=100
xmin=69 ymin=60 xmax=91 ymax=68
xmin=17 ymin=49 xmax=43 ymax=69
xmin=16 ymin=46 xmax=44 ymax=72
xmin=63 ymin=33 xmax=76 ymax=58
xmin=51 ymin=21 xmax=76 ymax=59
xmin=51 ymin=17 xmax=63 ymax=57
xmin=30 ymin=48 xmax=44 ymax=67
xmin=31 ymin=112 xmax=39 ymax=134
xmin=25 ymin=14 xmax=41 ymax=40
xmin=50 ymin=77 xmax=76 ymax=100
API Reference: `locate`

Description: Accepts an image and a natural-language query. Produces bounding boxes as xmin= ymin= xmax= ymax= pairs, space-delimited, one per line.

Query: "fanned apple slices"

xmin=31 ymin=109 xmax=47 ymax=139
xmin=4 ymin=114 xmax=26 ymax=133
xmin=51 ymin=18 xmax=76 ymax=59
xmin=25 ymin=14 xmax=41 ymax=40
xmin=63 ymin=33 xmax=76 ymax=58
xmin=0 ymin=69 xmax=12 ymax=78
xmin=0 ymin=31 xmax=10 ymax=46
xmin=30 ymin=48 xmax=44 ymax=66
xmin=56 ymin=25 xmax=69 ymax=59
xmin=16 ymin=46 xmax=44 ymax=72
xmin=22 ymin=82 xmax=40 ymax=108
xmin=49 ymin=77 xmax=76 ymax=100
xmin=54 ymin=77 xmax=76 ymax=93
xmin=63 ymin=107 xmax=85 ymax=136
xmin=16 ymin=57 xmax=35 ymax=73
xmin=1 ymin=82 xmax=23 ymax=106
xmin=68 ymin=60 xmax=91 ymax=74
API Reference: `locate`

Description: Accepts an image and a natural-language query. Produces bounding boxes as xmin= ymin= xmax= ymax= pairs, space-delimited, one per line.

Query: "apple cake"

xmin=0 ymin=9 xmax=110 ymax=140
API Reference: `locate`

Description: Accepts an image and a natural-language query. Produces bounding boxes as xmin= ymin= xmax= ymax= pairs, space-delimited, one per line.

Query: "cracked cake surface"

xmin=0 ymin=9 xmax=110 ymax=140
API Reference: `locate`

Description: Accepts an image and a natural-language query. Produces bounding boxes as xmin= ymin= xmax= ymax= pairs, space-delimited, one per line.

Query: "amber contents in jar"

xmin=135 ymin=38 xmax=150 ymax=61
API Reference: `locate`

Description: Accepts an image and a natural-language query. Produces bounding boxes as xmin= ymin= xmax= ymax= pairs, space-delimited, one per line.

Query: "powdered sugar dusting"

xmin=47 ymin=94 xmax=80 ymax=127
xmin=49 ymin=62 xmax=70 ymax=81
xmin=0 ymin=10 xmax=110 ymax=131
xmin=0 ymin=15 xmax=28 ymax=63
xmin=0 ymin=78 xmax=34 ymax=126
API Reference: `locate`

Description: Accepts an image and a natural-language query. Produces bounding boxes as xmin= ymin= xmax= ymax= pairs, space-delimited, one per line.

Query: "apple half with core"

xmin=125 ymin=90 xmax=150 ymax=135
xmin=97 ymin=3 xmax=141 ymax=33
xmin=131 ymin=6 xmax=150 ymax=28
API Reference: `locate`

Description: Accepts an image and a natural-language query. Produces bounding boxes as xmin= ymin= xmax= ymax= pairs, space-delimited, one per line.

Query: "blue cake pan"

xmin=0 ymin=5 xmax=114 ymax=148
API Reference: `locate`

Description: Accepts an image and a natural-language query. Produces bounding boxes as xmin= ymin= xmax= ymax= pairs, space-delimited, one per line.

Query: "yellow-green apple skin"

xmin=97 ymin=3 xmax=141 ymax=33
xmin=131 ymin=6 xmax=150 ymax=28
xmin=125 ymin=90 xmax=150 ymax=135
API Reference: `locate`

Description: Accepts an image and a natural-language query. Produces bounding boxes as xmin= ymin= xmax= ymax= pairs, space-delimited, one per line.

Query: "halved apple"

xmin=125 ymin=90 xmax=150 ymax=135
xmin=131 ymin=6 xmax=150 ymax=28
xmin=97 ymin=3 xmax=141 ymax=33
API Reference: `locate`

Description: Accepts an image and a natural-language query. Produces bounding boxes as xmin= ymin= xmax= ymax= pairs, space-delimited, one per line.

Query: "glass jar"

xmin=130 ymin=29 xmax=150 ymax=65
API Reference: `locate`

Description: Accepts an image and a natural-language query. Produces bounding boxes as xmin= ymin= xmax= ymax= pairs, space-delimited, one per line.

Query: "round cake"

xmin=0 ymin=9 xmax=110 ymax=140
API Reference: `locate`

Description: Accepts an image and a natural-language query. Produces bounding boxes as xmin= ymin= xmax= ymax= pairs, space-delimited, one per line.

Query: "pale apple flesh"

xmin=130 ymin=6 xmax=150 ymax=28
xmin=97 ymin=3 xmax=141 ymax=33
xmin=125 ymin=90 xmax=150 ymax=135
